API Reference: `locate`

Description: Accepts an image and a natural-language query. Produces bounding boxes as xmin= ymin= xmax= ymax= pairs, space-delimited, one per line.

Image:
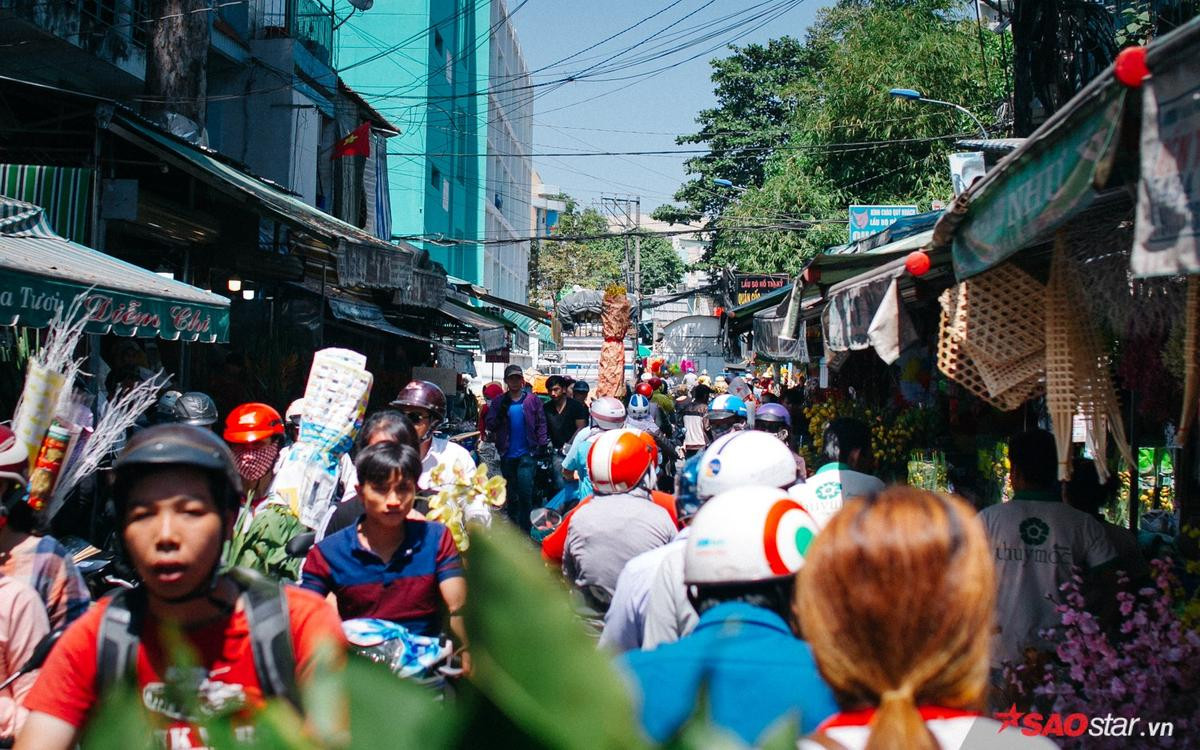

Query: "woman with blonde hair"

xmin=796 ymin=487 xmax=1055 ymax=750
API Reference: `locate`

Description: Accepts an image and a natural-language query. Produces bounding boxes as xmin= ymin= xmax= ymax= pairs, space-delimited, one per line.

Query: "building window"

xmin=434 ymin=30 xmax=444 ymax=55
xmin=431 ymin=166 xmax=441 ymax=188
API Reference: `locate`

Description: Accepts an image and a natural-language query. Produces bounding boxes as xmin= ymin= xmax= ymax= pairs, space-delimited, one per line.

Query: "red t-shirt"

xmin=24 ymin=585 xmax=343 ymax=749
xmin=541 ymin=490 xmax=678 ymax=565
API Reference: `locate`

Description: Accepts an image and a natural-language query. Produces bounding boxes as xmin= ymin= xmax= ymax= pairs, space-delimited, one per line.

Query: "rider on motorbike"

xmin=641 ymin=430 xmax=799 ymax=649
xmin=754 ymin=402 xmax=807 ymax=479
xmin=562 ymin=429 xmax=676 ymax=618
xmin=703 ymin=394 xmax=748 ymax=442
xmin=623 ymin=486 xmax=835 ymax=743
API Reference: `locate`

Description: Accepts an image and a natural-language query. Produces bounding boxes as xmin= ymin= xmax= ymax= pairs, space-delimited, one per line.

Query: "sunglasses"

xmin=404 ymin=411 xmax=430 ymax=424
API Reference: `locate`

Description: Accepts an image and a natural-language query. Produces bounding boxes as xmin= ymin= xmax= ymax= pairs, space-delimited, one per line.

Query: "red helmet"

xmin=634 ymin=382 xmax=654 ymax=398
xmin=0 ymin=424 xmax=28 ymax=486
xmin=222 ymin=403 xmax=284 ymax=444
xmin=390 ymin=380 xmax=447 ymax=423
xmin=587 ymin=428 xmax=658 ymax=495
xmin=649 ymin=377 xmax=663 ymax=392
xmin=482 ymin=381 xmax=504 ymax=400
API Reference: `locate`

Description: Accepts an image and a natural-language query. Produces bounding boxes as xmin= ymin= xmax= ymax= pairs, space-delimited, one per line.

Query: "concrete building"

xmin=531 ymin=172 xmax=565 ymax=237
xmin=337 ymin=0 xmax=533 ymax=304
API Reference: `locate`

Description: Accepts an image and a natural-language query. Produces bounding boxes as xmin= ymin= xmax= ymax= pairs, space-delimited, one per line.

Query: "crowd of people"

xmin=0 ymin=361 xmax=1164 ymax=749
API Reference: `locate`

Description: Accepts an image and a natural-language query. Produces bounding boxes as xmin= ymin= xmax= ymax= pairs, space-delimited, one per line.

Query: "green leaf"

xmin=462 ymin=522 xmax=650 ymax=750
xmin=80 ymin=684 xmax=155 ymax=750
xmin=342 ymin=654 xmax=462 ymax=750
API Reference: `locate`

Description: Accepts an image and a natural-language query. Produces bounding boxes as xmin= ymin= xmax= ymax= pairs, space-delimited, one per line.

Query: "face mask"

xmin=231 ymin=441 xmax=279 ymax=482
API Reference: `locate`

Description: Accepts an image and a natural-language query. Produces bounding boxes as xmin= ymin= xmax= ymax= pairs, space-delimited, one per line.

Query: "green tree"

xmin=654 ymin=37 xmax=815 ymax=225
xmin=528 ymin=199 xmax=621 ymax=306
xmin=636 ymin=235 xmax=686 ymax=293
xmin=675 ymin=0 xmax=1008 ymax=273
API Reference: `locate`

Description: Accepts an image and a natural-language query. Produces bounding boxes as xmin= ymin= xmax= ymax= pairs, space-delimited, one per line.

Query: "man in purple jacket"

xmin=485 ymin=364 xmax=550 ymax=532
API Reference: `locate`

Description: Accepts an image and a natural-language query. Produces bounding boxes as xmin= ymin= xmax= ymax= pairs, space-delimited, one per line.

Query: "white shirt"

xmin=799 ymin=715 xmax=1059 ymax=750
xmin=640 ymin=537 xmax=694 ymax=649
xmin=420 ymin=435 xmax=477 ymax=491
xmin=788 ymin=463 xmax=885 ymax=528
xmin=599 ymin=528 xmax=689 ymax=653
xmin=979 ymin=495 xmax=1117 ymax=668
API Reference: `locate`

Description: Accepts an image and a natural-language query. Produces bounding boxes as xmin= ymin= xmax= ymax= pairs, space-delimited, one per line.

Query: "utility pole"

xmin=633 ymin=197 xmax=642 ymax=344
xmin=600 ymin=195 xmax=643 ymax=344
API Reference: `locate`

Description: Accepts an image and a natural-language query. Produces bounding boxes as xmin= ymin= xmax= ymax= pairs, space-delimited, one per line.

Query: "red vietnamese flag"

xmin=332 ymin=122 xmax=371 ymax=159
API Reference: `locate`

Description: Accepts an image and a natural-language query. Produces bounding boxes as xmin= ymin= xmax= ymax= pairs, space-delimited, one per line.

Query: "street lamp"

xmin=712 ymin=178 xmax=748 ymax=192
xmin=888 ymin=88 xmax=989 ymax=139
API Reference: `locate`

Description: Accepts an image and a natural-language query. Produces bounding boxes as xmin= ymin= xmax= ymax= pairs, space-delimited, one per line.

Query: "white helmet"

xmin=627 ymin=394 xmax=651 ymax=420
xmin=589 ymin=396 xmax=626 ymax=431
xmin=684 ymin=486 xmax=820 ymax=585
xmin=697 ymin=430 xmax=797 ymax=500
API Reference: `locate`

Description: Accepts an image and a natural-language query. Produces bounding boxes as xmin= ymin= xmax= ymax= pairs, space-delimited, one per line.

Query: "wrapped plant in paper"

xmin=426 ymin=462 xmax=506 ymax=551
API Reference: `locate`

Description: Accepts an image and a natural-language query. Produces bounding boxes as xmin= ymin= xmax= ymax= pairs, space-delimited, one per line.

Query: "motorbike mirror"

xmin=529 ymin=507 xmax=562 ymax=531
xmin=285 ymin=531 xmax=317 ymax=558
xmin=0 ymin=628 xmax=64 ymax=691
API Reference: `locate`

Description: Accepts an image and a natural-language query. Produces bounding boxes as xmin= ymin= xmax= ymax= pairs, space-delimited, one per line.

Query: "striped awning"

xmin=0 ymin=197 xmax=229 ymax=341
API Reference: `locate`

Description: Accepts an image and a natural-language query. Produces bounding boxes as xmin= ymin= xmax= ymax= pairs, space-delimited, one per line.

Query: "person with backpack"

xmin=15 ymin=424 xmax=346 ymax=750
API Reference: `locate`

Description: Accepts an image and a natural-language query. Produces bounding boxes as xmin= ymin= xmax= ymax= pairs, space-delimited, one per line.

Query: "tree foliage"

xmin=529 ymin=199 xmax=684 ymax=305
xmin=654 ymin=36 xmax=814 ymax=225
xmin=670 ymin=0 xmax=1009 ymax=274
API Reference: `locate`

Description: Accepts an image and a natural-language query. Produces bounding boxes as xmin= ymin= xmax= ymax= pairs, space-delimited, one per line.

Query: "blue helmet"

xmin=708 ymin=393 xmax=748 ymax=419
xmin=675 ymin=454 xmax=704 ymax=522
xmin=627 ymin=393 xmax=652 ymax=420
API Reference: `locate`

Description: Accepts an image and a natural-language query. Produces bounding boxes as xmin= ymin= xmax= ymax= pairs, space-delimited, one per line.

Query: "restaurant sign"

xmin=0 ymin=267 xmax=229 ymax=342
xmin=734 ymin=273 xmax=789 ymax=306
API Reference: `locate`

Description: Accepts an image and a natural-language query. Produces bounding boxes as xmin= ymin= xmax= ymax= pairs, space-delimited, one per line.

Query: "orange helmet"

xmin=587 ymin=428 xmax=658 ymax=495
xmin=223 ymin=403 xmax=285 ymax=444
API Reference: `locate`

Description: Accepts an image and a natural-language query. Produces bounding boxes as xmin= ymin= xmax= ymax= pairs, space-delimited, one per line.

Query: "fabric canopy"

xmin=0 ymin=196 xmax=229 ymax=341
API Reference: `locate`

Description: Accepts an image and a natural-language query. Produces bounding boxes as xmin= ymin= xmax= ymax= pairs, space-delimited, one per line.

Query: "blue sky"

xmin=510 ymin=0 xmax=829 ymax=213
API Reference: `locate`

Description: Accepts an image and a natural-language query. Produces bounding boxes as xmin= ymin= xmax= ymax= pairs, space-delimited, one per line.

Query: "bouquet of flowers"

xmin=426 ymin=463 xmax=506 ymax=551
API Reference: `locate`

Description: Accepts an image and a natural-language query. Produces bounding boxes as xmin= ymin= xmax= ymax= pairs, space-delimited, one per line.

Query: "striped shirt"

xmin=0 ymin=533 xmax=90 ymax=631
xmin=300 ymin=520 xmax=462 ymax=637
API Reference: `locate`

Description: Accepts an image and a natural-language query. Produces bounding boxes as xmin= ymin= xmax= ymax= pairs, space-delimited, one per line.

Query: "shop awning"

xmin=929 ymin=65 xmax=1128 ymax=279
xmin=326 ymin=295 xmax=437 ymax=344
xmin=447 ymin=276 xmax=551 ymax=322
xmin=0 ymin=197 xmax=229 ymax=341
xmin=102 ymin=108 xmax=418 ymax=289
xmin=439 ymin=297 xmax=513 ymax=354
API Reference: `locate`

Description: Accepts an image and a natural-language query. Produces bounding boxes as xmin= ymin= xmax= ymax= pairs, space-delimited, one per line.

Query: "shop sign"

xmin=336 ymin=238 xmax=413 ymax=289
xmin=484 ymin=347 xmax=510 ymax=363
xmin=734 ymin=273 xmax=789 ymax=306
xmin=0 ymin=267 xmax=229 ymax=342
xmin=954 ymin=89 xmax=1126 ymax=279
xmin=1132 ymin=54 xmax=1200 ymax=277
xmin=848 ymin=205 xmax=918 ymax=241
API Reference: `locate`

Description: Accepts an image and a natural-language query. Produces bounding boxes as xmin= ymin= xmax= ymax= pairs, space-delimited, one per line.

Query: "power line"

xmin=387 ymin=133 xmax=970 ymax=158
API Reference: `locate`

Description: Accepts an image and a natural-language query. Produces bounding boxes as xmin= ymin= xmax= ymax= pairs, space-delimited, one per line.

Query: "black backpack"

xmin=96 ymin=567 xmax=301 ymax=711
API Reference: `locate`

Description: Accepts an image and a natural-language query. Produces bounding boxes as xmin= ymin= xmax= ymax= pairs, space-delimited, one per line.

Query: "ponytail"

xmin=864 ymin=685 xmax=938 ymax=750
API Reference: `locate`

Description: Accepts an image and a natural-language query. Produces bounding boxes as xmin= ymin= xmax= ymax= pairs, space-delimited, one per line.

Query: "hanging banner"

xmin=1132 ymin=54 xmax=1200 ymax=277
xmin=953 ymin=88 xmax=1126 ymax=279
xmin=733 ymin=273 xmax=789 ymax=306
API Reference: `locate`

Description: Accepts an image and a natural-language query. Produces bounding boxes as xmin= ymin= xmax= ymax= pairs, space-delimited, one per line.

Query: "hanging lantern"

xmin=905 ymin=250 xmax=932 ymax=276
xmin=1114 ymin=46 xmax=1149 ymax=88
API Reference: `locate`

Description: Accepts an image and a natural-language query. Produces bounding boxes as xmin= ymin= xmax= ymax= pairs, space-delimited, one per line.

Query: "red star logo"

xmin=995 ymin=704 xmax=1023 ymax=733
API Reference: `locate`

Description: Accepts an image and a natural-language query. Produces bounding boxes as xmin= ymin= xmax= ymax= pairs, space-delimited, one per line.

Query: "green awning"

xmin=937 ymin=73 xmax=1128 ymax=279
xmin=502 ymin=310 xmax=556 ymax=350
xmin=0 ymin=197 xmax=229 ymax=341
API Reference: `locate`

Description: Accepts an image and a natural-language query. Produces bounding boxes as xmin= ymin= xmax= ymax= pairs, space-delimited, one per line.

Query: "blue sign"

xmin=848 ymin=204 xmax=919 ymax=241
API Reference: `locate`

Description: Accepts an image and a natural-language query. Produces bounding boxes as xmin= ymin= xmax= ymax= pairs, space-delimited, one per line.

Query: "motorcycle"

xmin=61 ymin=535 xmax=136 ymax=599
xmin=342 ymin=618 xmax=459 ymax=695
